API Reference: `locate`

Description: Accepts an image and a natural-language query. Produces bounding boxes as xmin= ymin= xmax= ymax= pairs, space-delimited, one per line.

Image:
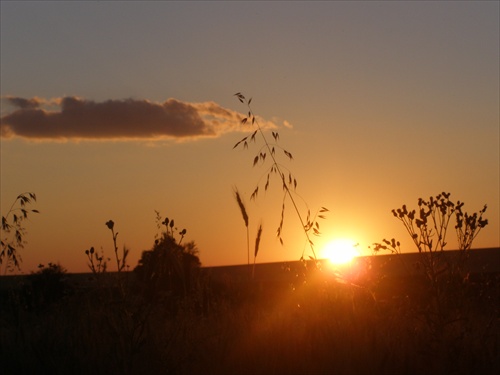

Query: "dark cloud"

xmin=0 ymin=96 xmax=275 ymax=141
xmin=4 ymin=96 xmax=44 ymax=110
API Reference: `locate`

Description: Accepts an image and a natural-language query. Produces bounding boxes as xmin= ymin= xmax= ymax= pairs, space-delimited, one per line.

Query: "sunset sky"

xmin=1 ymin=1 xmax=498 ymax=274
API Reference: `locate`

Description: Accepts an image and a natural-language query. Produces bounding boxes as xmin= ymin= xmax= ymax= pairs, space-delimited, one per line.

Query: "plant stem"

xmin=248 ymin=103 xmax=317 ymax=260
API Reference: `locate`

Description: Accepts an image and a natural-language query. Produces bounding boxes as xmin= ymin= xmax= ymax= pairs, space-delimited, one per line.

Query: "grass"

xmin=233 ymin=93 xmax=328 ymax=261
xmin=1 ymin=259 xmax=498 ymax=375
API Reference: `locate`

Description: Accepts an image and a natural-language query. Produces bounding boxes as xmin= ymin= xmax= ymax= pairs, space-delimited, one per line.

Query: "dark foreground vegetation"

xmin=1 ymin=249 xmax=499 ymax=375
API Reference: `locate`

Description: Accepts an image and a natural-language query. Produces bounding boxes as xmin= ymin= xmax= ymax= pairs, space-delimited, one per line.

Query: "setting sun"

xmin=322 ymin=239 xmax=360 ymax=265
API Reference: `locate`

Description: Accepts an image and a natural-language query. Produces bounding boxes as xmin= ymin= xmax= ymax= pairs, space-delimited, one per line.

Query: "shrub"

xmin=25 ymin=262 xmax=71 ymax=310
xmin=371 ymin=192 xmax=492 ymax=343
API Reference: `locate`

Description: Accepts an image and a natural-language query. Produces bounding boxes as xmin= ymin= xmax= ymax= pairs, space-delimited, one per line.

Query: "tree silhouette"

xmin=25 ymin=262 xmax=70 ymax=310
xmin=134 ymin=232 xmax=201 ymax=300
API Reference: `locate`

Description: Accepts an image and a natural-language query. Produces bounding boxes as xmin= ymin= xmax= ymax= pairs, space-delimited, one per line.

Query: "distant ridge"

xmin=0 ymin=248 xmax=498 ymax=290
xmin=204 ymin=247 xmax=500 ymax=283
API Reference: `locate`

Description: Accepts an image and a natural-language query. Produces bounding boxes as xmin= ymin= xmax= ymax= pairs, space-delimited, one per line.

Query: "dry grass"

xmin=1 ymin=266 xmax=498 ymax=375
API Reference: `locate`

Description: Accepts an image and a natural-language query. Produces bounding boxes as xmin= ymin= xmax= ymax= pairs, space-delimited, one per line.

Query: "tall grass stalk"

xmin=253 ymin=223 xmax=262 ymax=279
xmin=233 ymin=93 xmax=328 ymax=261
xmin=233 ymin=187 xmax=250 ymax=271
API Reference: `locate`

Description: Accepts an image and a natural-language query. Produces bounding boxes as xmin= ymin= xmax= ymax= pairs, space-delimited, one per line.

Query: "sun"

xmin=322 ymin=239 xmax=360 ymax=265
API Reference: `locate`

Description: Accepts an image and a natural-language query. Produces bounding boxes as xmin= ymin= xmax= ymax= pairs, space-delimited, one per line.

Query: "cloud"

xmin=0 ymin=96 xmax=278 ymax=142
xmin=4 ymin=96 xmax=45 ymax=110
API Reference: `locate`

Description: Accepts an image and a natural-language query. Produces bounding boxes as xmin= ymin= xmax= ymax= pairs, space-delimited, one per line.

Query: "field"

xmin=0 ymin=249 xmax=499 ymax=375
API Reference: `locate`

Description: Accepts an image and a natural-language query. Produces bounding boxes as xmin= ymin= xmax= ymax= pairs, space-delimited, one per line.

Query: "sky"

xmin=1 ymin=1 xmax=499 ymax=274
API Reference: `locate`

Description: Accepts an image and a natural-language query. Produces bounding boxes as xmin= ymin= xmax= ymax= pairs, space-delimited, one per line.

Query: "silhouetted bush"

xmin=24 ymin=263 xmax=71 ymax=311
xmin=134 ymin=234 xmax=201 ymax=302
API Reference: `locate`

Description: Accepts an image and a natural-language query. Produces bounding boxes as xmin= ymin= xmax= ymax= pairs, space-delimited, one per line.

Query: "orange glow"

xmin=322 ymin=239 xmax=360 ymax=265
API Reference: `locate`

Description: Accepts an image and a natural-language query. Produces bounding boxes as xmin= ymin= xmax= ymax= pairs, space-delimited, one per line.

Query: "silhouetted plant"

xmin=253 ymin=223 xmax=263 ymax=278
xmin=26 ymin=262 xmax=70 ymax=310
xmin=372 ymin=192 xmax=488 ymax=280
xmin=83 ymin=221 xmax=128 ymax=290
xmin=105 ymin=220 xmax=129 ymax=272
xmin=1 ymin=192 xmax=39 ymax=273
xmin=233 ymin=93 xmax=328 ymax=261
xmin=134 ymin=213 xmax=200 ymax=301
xmin=84 ymin=246 xmax=108 ymax=274
xmin=371 ymin=192 xmax=490 ymax=339
xmin=81 ymin=220 xmax=150 ymax=373
xmin=233 ymin=186 xmax=256 ymax=278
